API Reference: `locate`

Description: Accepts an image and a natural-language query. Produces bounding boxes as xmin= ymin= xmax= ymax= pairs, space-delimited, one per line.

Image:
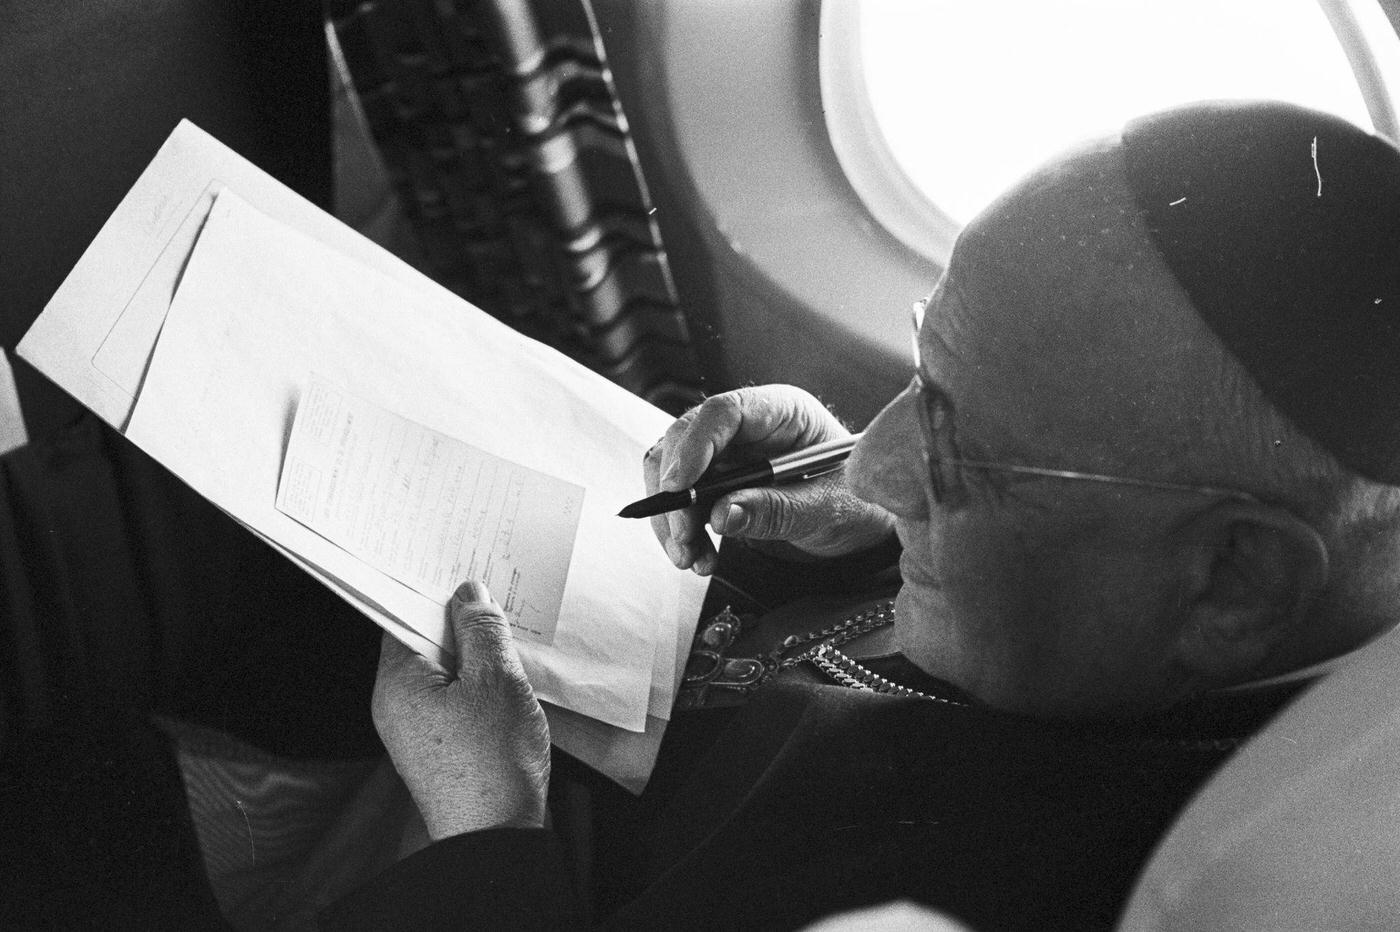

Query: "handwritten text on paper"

xmin=276 ymin=376 xmax=583 ymax=643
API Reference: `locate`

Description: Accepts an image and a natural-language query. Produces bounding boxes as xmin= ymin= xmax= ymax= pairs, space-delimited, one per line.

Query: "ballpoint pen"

xmin=617 ymin=434 xmax=861 ymax=519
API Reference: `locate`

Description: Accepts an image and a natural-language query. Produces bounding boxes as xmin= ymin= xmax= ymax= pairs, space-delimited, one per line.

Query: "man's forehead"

xmin=955 ymin=145 xmax=1139 ymax=280
xmin=934 ymin=138 xmax=1176 ymax=347
xmin=917 ymin=101 xmax=1400 ymax=484
xmin=919 ymin=143 xmax=1218 ymax=470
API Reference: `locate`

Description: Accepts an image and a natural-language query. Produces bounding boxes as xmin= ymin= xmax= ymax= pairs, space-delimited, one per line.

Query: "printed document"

xmin=277 ymin=376 xmax=583 ymax=643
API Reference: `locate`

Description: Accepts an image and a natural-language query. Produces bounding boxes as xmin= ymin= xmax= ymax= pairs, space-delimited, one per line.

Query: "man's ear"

xmin=1170 ymin=500 xmax=1329 ymax=686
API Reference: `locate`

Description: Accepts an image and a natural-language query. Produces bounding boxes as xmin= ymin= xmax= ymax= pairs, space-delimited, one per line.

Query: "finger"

xmin=707 ymin=479 xmax=895 ymax=558
xmin=664 ymin=496 xmax=716 ymax=570
xmin=661 ymin=388 xmax=840 ymax=541
xmin=653 ymin=411 xmax=710 ymax=566
xmin=651 ymin=387 xmax=841 ymax=570
xmin=659 ymin=512 xmax=708 ymax=569
xmin=373 ymin=630 xmax=450 ymax=733
xmin=377 ymin=628 xmax=447 ymax=682
xmin=642 ymin=437 xmax=667 ymax=496
xmin=644 ymin=421 xmax=712 ymax=570
xmin=710 ymin=486 xmax=804 ymax=541
xmin=447 ymin=580 xmax=520 ymax=679
xmin=664 ymin=387 xmax=839 ymax=492
xmin=377 ymin=628 xmax=414 ymax=674
xmin=673 ymin=524 xmax=717 ymax=575
xmin=691 ymin=544 xmax=719 ymax=577
xmin=643 ymin=436 xmax=678 ymax=557
xmin=658 ymin=395 xmax=742 ymax=493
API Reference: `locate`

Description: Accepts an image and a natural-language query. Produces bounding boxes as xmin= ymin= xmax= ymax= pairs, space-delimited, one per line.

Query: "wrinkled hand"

xmin=373 ymin=581 xmax=551 ymax=841
xmin=646 ymin=385 xmax=894 ymax=574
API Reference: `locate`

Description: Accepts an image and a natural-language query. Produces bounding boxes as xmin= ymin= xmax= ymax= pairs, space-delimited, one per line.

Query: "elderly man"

xmin=4 ymin=100 xmax=1398 ymax=929
xmin=326 ymin=100 xmax=1400 ymax=929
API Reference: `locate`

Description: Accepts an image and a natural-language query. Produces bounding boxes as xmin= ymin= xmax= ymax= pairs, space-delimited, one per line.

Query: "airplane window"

xmin=827 ymin=0 xmax=1400 ymax=259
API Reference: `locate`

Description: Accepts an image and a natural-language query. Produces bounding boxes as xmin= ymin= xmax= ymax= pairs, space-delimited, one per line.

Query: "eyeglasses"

xmin=908 ymin=298 xmax=1261 ymax=509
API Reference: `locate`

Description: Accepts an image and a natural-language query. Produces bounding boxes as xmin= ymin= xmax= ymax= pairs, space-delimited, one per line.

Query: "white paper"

xmin=542 ymin=578 xmax=696 ymax=794
xmin=92 ymin=182 xmax=224 ymax=413
xmin=277 ymin=376 xmax=583 ymax=643
xmin=19 ymin=124 xmax=442 ymax=428
xmin=126 ymin=190 xmax=668 ymax=732
xmin=21 ymin=120 xmax=708 ymax=789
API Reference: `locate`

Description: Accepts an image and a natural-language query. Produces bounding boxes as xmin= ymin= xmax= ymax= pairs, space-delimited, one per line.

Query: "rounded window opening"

xmin=826 ymin=0 xmax=1400 ymax=261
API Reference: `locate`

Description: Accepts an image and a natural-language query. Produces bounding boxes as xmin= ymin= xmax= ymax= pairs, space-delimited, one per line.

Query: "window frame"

xmin=827 ymin=0 xmax=1400 ymax=263
xmin=819 ymin=0 xmax=959 ymax=265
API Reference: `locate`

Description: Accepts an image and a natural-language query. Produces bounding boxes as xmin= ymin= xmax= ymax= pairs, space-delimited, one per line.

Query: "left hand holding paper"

xmin=373 ymin=581 xmax=551 ymax=840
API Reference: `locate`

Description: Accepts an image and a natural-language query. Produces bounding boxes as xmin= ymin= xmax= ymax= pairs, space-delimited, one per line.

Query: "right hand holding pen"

xmin=645 ymin=385 xmax=894 ymax=574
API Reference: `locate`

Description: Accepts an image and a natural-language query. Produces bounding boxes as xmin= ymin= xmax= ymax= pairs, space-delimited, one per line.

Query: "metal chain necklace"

xmin=758 ymin=599 xmax=898 ymax=677
xmin=681 ymin=600 xmax=1246 ymax=750
xmin=679 ymin=599 xmax=967 ymax=709
xmin=807 ymin=641 xmax=966 ymax=707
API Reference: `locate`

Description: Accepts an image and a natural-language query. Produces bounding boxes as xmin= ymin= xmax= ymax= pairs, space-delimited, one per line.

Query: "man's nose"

xmin=848 ymin=381 xmax=931 ymax=520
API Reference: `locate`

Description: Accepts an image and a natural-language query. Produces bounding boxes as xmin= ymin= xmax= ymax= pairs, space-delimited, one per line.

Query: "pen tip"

xmin=618 ymin=489 xmax=688 ymax=519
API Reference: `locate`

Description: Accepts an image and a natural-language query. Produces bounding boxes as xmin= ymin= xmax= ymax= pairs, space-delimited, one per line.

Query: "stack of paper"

xmin=19 ymin=121 xmax=708 ymax=793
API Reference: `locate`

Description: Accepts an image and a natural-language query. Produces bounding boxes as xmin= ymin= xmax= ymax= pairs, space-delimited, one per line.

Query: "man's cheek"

xmin=936 ymin=517 xmax=1048 ymax=619
xmin=925 ymin=512 xmax=1021 ymax=580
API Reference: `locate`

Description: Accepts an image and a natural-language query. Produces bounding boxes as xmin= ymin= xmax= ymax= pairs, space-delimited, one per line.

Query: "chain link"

xmin=758 ymin=600 xmax=898 ymax=676
xmin=809 ymin=642 xmax=967 ymax=707
xmin=750 ymin=600 xmax=964 ymax=707
xmin=754 ymin=600 xmax=1243 ymax=743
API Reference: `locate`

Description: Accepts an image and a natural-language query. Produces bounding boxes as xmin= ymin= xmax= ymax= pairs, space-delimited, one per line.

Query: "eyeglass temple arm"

xmin=947 ymin=458 xmax=1261 ymax=503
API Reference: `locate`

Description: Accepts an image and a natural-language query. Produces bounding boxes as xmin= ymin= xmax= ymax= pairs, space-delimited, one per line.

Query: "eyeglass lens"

xmin=910 ymin=297 xmax=967 ymax=507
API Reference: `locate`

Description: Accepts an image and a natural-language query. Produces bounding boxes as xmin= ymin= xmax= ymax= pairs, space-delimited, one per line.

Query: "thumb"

xmin=710 ymin=486 xmax=815 ymax=541
xmin=447 ymin=580 xmax=516 ymax=676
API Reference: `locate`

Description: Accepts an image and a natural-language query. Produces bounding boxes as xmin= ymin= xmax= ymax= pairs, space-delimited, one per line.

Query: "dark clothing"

xmin=0 ymin=418 xmax=1305 ymax=931
xmin=324 ymin=648 xmax=1300 ymax=932
xmin=0 ymin=417 xmax=382 ymax=930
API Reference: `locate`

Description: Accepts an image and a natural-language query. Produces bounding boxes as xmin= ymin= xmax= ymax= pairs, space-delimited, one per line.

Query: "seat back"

xmin=1 ymin=0 xmax=330 ymax=439
xmin=1120 ymin=624 xmax=1400 ymax=930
